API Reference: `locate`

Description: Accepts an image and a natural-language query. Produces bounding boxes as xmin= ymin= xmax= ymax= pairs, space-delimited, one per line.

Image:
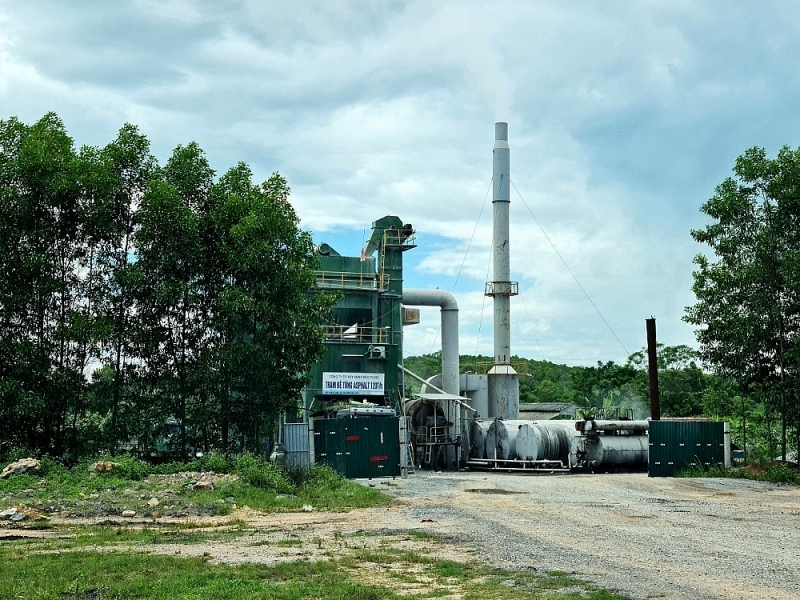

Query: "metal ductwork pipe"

xmin=402 ymin=289 xmax=459 ymax=396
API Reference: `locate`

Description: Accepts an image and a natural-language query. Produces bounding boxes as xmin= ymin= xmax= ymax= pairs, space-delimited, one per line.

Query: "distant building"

xmin=519 ymin=402 xmax=579 ymax=421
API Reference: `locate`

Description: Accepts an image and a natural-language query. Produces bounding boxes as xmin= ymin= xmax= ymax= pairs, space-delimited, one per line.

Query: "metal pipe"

xmin=646 ymin=317 xmax=661 ymax=420
xmin=577 ymin=420 xmax=650 ymax=433
xmin=491 ymin=122 xmax=512 ymax=365
xmin=399 ymin=366 xmax=476 ymax=413
xmin=402 ymin=288 xmax=459 ymax=396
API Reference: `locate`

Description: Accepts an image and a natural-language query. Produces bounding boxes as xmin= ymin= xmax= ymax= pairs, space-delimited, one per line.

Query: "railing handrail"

xmin=315 ymin=270 xmax=389 ymax=290
xmin=322 ymin=324 xmax=389 ymax=343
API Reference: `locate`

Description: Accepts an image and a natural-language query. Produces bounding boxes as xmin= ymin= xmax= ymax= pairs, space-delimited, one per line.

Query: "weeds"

xmin=677 ymin=461 xmax=800 ymax=485
xmin=1 ymin=454 xmax=393 ymax=518
xmin=0 ymin=542 xmax=632 ymax=600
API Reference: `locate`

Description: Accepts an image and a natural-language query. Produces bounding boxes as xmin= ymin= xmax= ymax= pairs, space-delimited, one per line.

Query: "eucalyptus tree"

xmin=132 ymin=143 xmax=212 ymax=458
xmin=685 ymin=146 xmax=800 ymax=459
xmin=1 ymin=112 xmax=333 ymax=459
xmin=0 ymin=114 xmax=87 ymax=454
xmin=82 ymin=125 xmax=159 ymax=451
xmin=208 ymin=166 xmax=334 ymax=452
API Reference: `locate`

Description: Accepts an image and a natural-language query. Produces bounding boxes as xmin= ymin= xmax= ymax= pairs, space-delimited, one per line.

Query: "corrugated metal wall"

xmin=648 ymin=420 xmax=725 ymax=477
xmin=313 ymin=417 xmax=400 ymax=478
xmin=283 ymin=423 xmax=311 ymax=470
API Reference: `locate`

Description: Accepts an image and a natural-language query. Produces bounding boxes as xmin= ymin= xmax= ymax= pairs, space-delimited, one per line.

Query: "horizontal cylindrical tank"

xmin=581 ymin=435 xmax=648 ymax=469
xmin=516 ymin=421 xmax=578 ymax=462
xmin=485 ymin=420 xmax=529 ymax=460
xmin=515 ymin=422 xmax=541 ymax=460
xmin=469 ymin=420 xmax=492 ymax=459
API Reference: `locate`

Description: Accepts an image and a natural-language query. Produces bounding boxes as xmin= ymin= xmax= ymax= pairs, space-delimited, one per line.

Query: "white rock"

xmin=1 ymin=458 xmax=41 ymax=478
xmin=0 ymin=507 xmax=19 ymax=519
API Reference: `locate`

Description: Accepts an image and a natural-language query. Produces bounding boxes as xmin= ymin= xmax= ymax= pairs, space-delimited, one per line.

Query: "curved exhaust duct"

xmin=402 ymin=289 xmax=459 ymax=396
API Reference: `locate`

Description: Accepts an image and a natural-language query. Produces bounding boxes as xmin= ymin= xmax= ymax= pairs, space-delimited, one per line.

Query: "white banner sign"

xmin=322 ymin=372 xmax=385 ymax=396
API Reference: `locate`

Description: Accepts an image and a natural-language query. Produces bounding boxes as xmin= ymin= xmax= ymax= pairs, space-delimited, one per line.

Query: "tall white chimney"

xmin=486 ymin=122 xmax=520 ymax=419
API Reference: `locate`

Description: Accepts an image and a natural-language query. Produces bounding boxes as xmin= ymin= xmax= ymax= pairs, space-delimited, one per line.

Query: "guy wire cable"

xmin=426 ymin=179 xmax=493 ymax=354
xmin=511 ymin=180 xmax=630 ymax=357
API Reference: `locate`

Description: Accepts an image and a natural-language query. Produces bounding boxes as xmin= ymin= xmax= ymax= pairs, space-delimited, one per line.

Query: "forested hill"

xmin=403 ymin=346 xmax=730 ymax=419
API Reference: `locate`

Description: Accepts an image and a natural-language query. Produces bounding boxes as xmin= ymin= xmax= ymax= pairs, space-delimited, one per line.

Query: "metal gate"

xmin=648 ymin=420 xmax=727 ymax=477
xmin=313 ymin=416 xmax=400 ymax=478
xmin=283 ymin=422 xmax=311 ymax=470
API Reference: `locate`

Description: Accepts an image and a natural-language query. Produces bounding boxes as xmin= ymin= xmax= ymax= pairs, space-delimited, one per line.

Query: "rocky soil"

xmin=0 ymin=471 xmax=240 ymax=520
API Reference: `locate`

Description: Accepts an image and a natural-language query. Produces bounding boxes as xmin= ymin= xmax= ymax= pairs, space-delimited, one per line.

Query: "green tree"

xmin=626 ymin=344 xmax=707 ymax=416
xmin=213 ymin=169 xmax=333 ymax=452
xmin=93 ymin=125 xmax=159 ymax=452
xmin=0 ymin=113 xmax=88 ymax=455
xmin=0 ymin=113 xmax=333 ymax=460
xmin=685 ymin=146 xmax=800 ymax=459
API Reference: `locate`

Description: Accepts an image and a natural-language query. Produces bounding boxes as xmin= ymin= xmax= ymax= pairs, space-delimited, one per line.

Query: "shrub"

xmin=151 ymin=461 xmax=191 ymax=475
xmin=235 ymin=452 xmax=292 ymax=493
xmin=291 ymin=464 xmax=344 ymax=492
xmin=97 ymin=455 xmax=151 ymax=481
xmin=38 ymin=456 xmax=68 ymax=478
xmin=2 ymin=447 xmax=36 ymax=463
xmin=764 ymin=463 xmax=800 ymax=485
xmin=200 ymin=451 xmax=232 ymax=474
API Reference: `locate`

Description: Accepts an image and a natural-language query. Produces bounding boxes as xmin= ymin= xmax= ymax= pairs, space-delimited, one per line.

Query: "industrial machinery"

xmin=304 ymin=216 xmax=415 ymax=478
xmin=302 ymin=123 xmax=652 ymax=477
xmin=304 ymin=216 xmax=415 ymax=418
xmin=467 ymin=417 xmax=649 ymax=472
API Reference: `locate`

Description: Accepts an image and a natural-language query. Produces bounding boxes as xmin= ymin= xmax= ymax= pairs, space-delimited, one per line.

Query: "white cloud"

xmin=2 ymin=0 xmax=799 ymax=365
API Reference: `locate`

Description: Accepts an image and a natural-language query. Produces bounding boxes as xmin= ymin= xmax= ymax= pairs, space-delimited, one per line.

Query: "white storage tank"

xmin=515 ymin=421 xmax=579 ymax=462
xmin=485 ymin=419 xmax=529 ymax=460
xmin=469 ymin=419 xmax=492 ymax=459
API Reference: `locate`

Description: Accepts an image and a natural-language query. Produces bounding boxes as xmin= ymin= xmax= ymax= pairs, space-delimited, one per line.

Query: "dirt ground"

xmin=5 ymin=471 xmax=799 ymax=600
xmin=380 ymin=471 xmax=800 ymax=600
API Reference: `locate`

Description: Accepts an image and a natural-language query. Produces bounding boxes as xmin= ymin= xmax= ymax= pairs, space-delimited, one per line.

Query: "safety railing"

xmin=414 ymin=425 xmax=453 ymax=445
xmin=315 ymin=270 xmax=389 ymax=291
xmin=382 ymin=229 xmax=416 ymax=249
xmin=322 ymin=325 xmax=390 ymax=344
xmin=472 ymin=360 xmax=529 ymax=375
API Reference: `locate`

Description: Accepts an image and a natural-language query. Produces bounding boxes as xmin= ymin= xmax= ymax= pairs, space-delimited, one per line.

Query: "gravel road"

xmin=378 ymin=470 xmax=800 ymax=600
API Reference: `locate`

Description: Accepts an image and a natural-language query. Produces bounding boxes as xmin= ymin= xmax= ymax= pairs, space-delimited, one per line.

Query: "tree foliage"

xmin=404 ymin=346 xmax=713 ymax=419
xmin=685 ymin=146 xmax=800 ymax=458
xmin=0 ymin=113 xmax=331 ymax=460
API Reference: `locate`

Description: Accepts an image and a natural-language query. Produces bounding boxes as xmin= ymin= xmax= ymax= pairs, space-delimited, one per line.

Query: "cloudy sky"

xmin=2 ymin=1 xmax=798 ymax=366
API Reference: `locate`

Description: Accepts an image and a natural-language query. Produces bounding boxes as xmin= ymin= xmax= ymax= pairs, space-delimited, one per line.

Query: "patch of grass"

xmin=152 ymin=451 xmax=234 ymax=475
xmin=0 ymin=549 xmax=404 ymax=600
xmin=677 ymin=461 xmax=800 ymax=485
xmin=342 ymin=547 xmax=631 ymax=599
xmin=405 ymin=529 xmax=441 ymax=541
xmin=0 ymin=537 xmax=632 ymax=600
xmin=276 ymin=538 xmax=303 ymax=547
xmin=3 ymin=521 xmax=253 ymax=553
xmin=1 ymin=457 xmax=393 ymax=517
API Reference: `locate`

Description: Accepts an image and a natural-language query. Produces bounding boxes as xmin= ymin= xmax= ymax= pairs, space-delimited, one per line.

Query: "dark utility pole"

xmin=646 ymin=317 xmax=661 ymax=420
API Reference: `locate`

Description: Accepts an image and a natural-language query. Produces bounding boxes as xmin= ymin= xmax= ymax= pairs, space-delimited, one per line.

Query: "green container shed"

xmin=314 ymin=416 xmax=400 ymax=479
xmin=648 ymin=420 xmax=726 ymax=477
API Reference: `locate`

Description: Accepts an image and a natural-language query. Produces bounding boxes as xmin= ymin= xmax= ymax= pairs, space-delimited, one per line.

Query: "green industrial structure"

xmin=302 ymin=216 xmax=415 ymax=477
xmin=648 ymin=420 xmax=730 ymax=477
